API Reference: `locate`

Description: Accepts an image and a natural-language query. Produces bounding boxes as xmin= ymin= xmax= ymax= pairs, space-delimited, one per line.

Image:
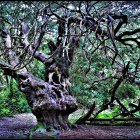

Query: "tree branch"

xmin=116 ymin=28 xmax=140 ymax=39
xmin=75 ymin=102 xmax=95 ymax=124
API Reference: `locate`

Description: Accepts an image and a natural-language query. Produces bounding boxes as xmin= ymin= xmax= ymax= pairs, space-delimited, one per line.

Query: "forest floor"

xmin=0 ymin=113 xmax=140 ymax=139
xmin=56 ymin=125 xmax=140 ymax=139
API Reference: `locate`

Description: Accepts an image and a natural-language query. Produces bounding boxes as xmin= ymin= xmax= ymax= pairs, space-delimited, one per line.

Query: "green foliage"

xmin=70 ymin=49 xmax=115 ymax=108
xmin=97 ymin=106 xmax=120 ymax=119
xmin=0 ymin=79 xmax=31 ymax=117
xmin=69 ymin=110 xmax=84 ymax=125
xmin=29 ymin=122 xmax=59 ymax=139
xmin=70 ymin=41 xmax=140 ymax=118
xmin=28 ymin=59 xmax=46 ymax=80
xmin=30 ymin=122 xmax=45 ymax=132
xmin=116 ymin=82 xmax=140 ymax=99
xmin=29 ymin=122 xmax=45 ymax=139
xmin=97 ymin=110 xmax=113 ymax=119
xmin=135 ymin=111 xmax=140 ymax=117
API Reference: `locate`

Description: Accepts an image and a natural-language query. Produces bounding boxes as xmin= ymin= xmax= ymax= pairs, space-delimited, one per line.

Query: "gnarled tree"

xmin=0 ymin=1 xmax=140 ymax=130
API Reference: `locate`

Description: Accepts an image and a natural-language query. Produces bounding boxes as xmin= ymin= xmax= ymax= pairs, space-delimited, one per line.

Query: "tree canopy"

xmin=0 ymin=1 xmax=140 ymax=130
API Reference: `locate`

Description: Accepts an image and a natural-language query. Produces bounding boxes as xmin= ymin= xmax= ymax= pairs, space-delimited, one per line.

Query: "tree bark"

xmin=18 ymin=72 xmax=77 ymax=130
xmin=1 ymin=25 xmax=78 ymax=131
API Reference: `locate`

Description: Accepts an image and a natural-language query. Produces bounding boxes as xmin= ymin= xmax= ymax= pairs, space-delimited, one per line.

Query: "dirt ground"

xmin=56 ymin=125 xmax=140 ymax=139
xmin=0 ymin=113 xmax=140 ymax=139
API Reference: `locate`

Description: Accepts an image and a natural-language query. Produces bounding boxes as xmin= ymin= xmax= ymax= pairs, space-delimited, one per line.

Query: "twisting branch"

xmin=113 ymin=14 xmax=128 ymax=35
xmin=19 ymin=17 xmax=50 ymax=65
xmin=115 ymin=97 xmax=134 ymax=117
xmin=0 ymin=28 xmax=27 ymax=74
xmin=0 ymin=29 xmax=18 ymax=66
xmin=107 ymin=15 xmax=118 ymax=65
xmin=115 ymin=28 xmax=140 ymax=47
xmin=92 ymin=61 xmax=130 ymax=119
xmin=133 ymin=58 xmax=140 ymax=81
xmin=33 ymin=10 xmax=49 ymax=55
xmin=76 ymin=102 xmax=96 ymax=124
xmin=129 ymin=99 xmax=140 ymax=113
xmin=116 ymin=28 xmax=140 ymax=39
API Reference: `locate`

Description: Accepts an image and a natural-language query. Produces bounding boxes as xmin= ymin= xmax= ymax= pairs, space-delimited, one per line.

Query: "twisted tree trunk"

xmin=1 ymin=7 xmax=101 ymax=131
xmin=18 ymin=72 xmax=77 ymax=130
xmin=1 ymin=21 xmax=78 ymax=130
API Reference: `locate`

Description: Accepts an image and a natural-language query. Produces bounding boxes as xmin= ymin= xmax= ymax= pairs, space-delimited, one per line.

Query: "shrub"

xmin=0 ymin=79 xmax=31 ymax=117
